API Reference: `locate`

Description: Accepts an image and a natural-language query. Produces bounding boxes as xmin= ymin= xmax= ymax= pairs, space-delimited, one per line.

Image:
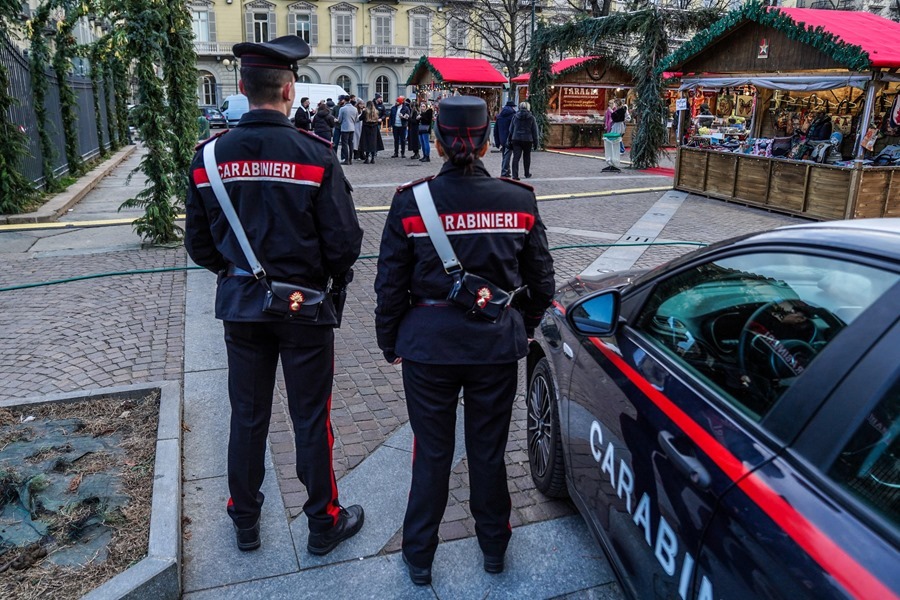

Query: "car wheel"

xmin=526 ymin=357 xmax=568 ymax=498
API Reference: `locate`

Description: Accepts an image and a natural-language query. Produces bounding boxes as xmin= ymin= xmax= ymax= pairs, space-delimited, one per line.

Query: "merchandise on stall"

xmin=406 ymin=57 xmax=506 ymax=117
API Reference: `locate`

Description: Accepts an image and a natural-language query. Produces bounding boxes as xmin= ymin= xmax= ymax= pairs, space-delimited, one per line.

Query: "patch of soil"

xmin=0 ymin=392 xmax=159 ymax=599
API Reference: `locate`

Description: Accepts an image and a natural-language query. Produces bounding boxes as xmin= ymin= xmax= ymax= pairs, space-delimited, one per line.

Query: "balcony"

xmin=331 ymin=45 xmax=357 ymax=58
xmin=194 ymin=41 xmax=239 ymax=57
xmin=359 ymin=45 xmax=410 ymax=62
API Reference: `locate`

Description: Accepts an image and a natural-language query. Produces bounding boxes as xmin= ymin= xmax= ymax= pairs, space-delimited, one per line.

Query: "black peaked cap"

xmin=434 ymin=96 xmax=490 ymax=155
xmin=233 ymin=35 xmax=310 ymax=72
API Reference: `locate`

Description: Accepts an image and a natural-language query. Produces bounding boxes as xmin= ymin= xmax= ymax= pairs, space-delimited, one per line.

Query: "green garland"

xmin=99 ymin=40 xmax=120 ymax=151
xmin=88 ymin=40 xmax=109 ymax=159
xmin=119 ymin=0 xmax=182 ymax=244
xmin=660 ymin=2 xmax=871 ymax=73
xmin=110 ymin=40 xmax=130 ymax=146
xmin=164 ymin=0 xmax=199 ymax=201
xmin=28 ymin=5 xmax=61 ymax=192
xmin=53 ymin=11 xmax=84 ymax=177
xmin=530 ymin=8 xmax=721 ymax=169
xmin=406 ymin=55 xmax=455 ymax=86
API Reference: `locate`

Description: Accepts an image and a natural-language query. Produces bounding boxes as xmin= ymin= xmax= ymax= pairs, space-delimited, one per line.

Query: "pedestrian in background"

xmin=374 ymin=94 xmax=387 ymax=129
xmin=418 ymin=102 xmax=433 ymax=163
xmin=331 ymin=96 xmax=343 ymax=149
xmin=353 ymin=99 xmax=365 ymax=161
xmin=508 ymin=101 xmax=539 ymax=180
xmin=312 ymin=99 xmax=335 ymax=142
xmin=610 ymin=99 xmax=628 ymax=154
xmin=374 ymin=96 xmax=555 ymax=587
xmin=360 ymin=100 xmax=384 ymax=163
xmin=407 ymin=99 xmax=421 ymax=160
xmin=493 ymin=100 xmax=516 ymax=178
xmin=184 ymin=35 xmax=365 ymax=557
xmin=293 ymin=96 xmax=312 ymax=131
xmin=389 ymin=96 xmax=410 ymax=158
xmin=338 ymin=95 xmax=358 ymax=165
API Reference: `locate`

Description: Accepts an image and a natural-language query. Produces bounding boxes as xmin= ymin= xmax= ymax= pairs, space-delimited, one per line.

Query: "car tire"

xmin=526 ymin=357 xmax=568 ymax=498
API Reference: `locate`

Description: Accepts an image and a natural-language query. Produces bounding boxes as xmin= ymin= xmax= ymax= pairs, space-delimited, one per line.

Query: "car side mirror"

xmin=567 ymin=290 xmax=621 ymax=336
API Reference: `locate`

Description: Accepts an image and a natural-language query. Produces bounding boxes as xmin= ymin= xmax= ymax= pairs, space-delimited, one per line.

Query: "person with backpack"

xmin=507 ymin=102 xmax=539 ymax=180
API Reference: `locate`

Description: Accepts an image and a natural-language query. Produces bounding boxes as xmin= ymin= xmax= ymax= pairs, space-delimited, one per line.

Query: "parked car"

xmin=199 ymin=106 xmax=226 ymax=129
xmin=527 ymin=219 xmax=900 ymax=600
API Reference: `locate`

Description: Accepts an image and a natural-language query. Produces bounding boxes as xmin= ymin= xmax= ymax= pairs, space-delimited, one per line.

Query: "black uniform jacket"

xmin=185 ymin=109 xmax=363 ymax=323
xmin=374 ymin=159 xmax=555 ymax=364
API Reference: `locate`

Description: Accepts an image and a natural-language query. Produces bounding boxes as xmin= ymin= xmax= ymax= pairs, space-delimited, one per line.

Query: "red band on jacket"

xmin=402 ymin=211 xmax=535 ymax=237
xmin=192 ymin=161 xmax=325 ymax=187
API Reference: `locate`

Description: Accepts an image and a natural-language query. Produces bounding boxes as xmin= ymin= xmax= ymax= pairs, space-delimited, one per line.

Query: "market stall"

xmin=406 ymin=56 xmax=507 ymax=117
xmin=512 ymin=56 xmax=679 ymax=148
xmin=663 ymin=6 xmax=900 ymax=220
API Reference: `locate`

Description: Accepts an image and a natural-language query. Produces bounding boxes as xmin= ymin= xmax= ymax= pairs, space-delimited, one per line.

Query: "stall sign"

xmin=758 ymin=38 xmax=769 ymax=59
xmin=557 ymin=87 xmax=604 ymax=114
xmin=676 ymin=98 xmax=688 ymax=111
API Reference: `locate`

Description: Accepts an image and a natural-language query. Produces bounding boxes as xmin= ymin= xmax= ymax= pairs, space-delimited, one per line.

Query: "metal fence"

xmin=1 ymin=35 xmax=117 ymax=188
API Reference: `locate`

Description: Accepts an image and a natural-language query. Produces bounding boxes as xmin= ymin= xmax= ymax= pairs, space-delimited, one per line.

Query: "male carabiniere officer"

xmin=374 ymin=96 xmax=555 ymax=584
xmin=185 ymin=35 xmax=365 ymax=555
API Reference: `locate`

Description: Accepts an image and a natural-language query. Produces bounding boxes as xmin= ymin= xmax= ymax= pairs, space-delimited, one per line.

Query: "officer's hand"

xmin=392 ymin=357 xmax=402 ymax=365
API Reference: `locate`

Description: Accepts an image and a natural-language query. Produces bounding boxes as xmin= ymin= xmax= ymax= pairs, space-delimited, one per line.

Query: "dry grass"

xmin=0 ymin=392 xmax=159 ymax=600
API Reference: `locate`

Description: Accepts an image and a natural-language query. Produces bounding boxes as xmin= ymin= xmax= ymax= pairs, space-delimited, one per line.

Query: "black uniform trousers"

xmin=223 ymin=321 xmax=341 ymax=533
xmin=401 ymin=360 xmax=518 ymax=568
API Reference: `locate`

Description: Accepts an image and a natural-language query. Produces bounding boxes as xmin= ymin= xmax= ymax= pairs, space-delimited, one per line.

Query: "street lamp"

xmin=222 ymin=57 xmax=239 ymax=94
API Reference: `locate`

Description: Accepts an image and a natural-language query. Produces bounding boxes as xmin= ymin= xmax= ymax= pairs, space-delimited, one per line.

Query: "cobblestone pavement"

xmin=0 ymin=144 xmax=809 ymax=566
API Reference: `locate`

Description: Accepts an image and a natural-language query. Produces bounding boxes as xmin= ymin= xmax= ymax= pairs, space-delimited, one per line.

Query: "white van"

xmin=220 ymin=94 xmax=249 ymax=127
xmin=291 ymin=83 xmax=348 ymax=120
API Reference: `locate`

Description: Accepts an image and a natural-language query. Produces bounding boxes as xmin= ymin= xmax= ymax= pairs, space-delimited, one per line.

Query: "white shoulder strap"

xmin=411 ymin=182 xmax=461 ymax=274
xmin=202 ymin=138 xmax=266 ymax=279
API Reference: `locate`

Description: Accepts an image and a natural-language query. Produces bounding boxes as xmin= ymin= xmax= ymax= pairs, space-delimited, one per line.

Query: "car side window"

xmin=829 ymin=382 xmax=899 ymax=529
xmin=634 ymin=253 xmax=898 ymax=421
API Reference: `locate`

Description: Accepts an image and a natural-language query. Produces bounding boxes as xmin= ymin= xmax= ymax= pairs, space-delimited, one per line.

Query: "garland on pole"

xmin=0 ymin=3 xmax=37 ymax=213
xmin=118 ymin=0 xmax=182 ymax=244
xmin=99 ymin=38 xmax=120 ymax=151
xmin=659 ymin=2 xmax=871 ymax=74
xmin=88 ymin=37 xmax=109 ymax=159
xmin=28 ymin=4 xmax=62 ymax=192
xmin=164 ymin=0 xmax=200 ymax=200
xmin=109 ymin=39 xmax=130 ymax=146
xmin=52 ymin=6 xmax=85 ymax=177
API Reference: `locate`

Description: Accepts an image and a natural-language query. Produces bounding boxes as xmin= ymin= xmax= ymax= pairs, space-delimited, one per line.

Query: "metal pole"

xmin=854 ymin=74 xmax=880 ymax=160
xmin=531 ymin=1 xmax=536 ymax=41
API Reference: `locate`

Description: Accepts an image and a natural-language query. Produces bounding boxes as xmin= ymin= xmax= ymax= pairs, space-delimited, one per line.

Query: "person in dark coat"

xmin=184 ymin=35 xmax=364 ymax=556
xmin=507 ymin=101 xmax=539 ymax=180
xmin=293 ymin=96 xmax=312 ymax=130
xmin=389 ymin=97 xmax=411 ymax=157
xmin=359 ymin=100 xmax=384 ymax=163
xmin=375 ymin=96 xmax=555 ymax=586
xmin=493 ymin=100 xmax=516 ymax=178
xmin=312 ymin=100 xmax=336 ymax=142
xmin=418 ymin=102 xmax=433 ymax=163
xmin=374 ymin=94 xmax=387 ymax=129
xmin=407 ymin=99 xmax=421 ymax=159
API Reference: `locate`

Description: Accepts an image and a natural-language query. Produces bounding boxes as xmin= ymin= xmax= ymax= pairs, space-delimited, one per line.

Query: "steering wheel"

xmin=737 ymin=299 xmax=841 ymax=383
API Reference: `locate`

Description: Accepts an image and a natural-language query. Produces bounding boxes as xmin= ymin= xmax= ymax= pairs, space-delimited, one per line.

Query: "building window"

xmin=192 ymin=11 xmax=210 ymax=42
xmin=336 ymin=75 xmax=351 ymax=93
xmin=374 ymin=15 xmax=391 ymax=45
xmin=288 ymin=2 xmax=318 ymax=46
xmin=375 ymin=75 xmax=390 ymax=101
xmin=447 ymin=18 xmax=466 ymax=53
xmin=334 ymin=14 xmax=352 ymax=45
xmin=253 ymin=13 xmax=268 ymax=42
xmin=201 ymin=74 xmax=217 ymax=106
xmin=411 ymin=16 xmax=429 ymax=48
xmin=298 ymin=74 xmax=312 ymax=83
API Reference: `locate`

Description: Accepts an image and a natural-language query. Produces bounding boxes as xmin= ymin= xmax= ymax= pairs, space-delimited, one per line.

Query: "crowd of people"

xmin=294 ymin=92 xmax=436 ymax=166
xmin=292 ymin=92 xmax=541 ymax=178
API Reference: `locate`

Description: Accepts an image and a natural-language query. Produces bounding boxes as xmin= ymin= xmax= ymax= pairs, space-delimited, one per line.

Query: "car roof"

xmin=734 ymin=218 xmax=900 ymax=261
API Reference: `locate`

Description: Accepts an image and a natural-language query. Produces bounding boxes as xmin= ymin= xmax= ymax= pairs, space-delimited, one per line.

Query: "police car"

xmin=526 ymin=219 xmax=900 ymax=599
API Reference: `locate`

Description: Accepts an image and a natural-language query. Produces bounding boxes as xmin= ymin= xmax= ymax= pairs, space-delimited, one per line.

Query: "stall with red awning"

xmin=406 ymin=56 xmax=507 ymax=115
xmin=663 ymin=6 xmax=900 ymax=220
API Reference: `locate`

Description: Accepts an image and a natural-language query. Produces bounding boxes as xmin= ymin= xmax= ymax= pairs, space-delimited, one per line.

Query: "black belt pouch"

xmin=447 ymin=272 xmax=511 ymax=323
xmin=263 ymin=280 xmax=325 ymax=321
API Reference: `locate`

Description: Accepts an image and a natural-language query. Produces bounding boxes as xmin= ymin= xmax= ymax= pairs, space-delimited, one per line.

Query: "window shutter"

xmin=287 ymin=13 xmax=296 ymax=37
xmin=268 ymin=11 xmax=276 ymax=40
xmin=310 ymin=14 xmax=318 ymax=46
xmin=245 ymin=12 xmax=253 ymax=42
xmin=208 ymin=11 xmax=217 ymax=43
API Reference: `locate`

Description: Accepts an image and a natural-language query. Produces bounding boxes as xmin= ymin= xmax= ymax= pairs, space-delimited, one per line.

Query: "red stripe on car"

xmin=589 ymin=336 xmax=898 ymax=600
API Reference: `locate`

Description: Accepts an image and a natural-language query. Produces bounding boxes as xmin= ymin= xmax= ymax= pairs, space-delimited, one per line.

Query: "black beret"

xmin=232 ymin=35 xmax=310 ymax=72
xmin=434 ymin=96 xmax=490 ymax=155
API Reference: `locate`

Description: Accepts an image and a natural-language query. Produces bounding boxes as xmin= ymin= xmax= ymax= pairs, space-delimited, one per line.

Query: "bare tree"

xmin=565 ymin=0 xmax=611 ymax=16
xmin=432 ymin=0 xmax=534 ymax=79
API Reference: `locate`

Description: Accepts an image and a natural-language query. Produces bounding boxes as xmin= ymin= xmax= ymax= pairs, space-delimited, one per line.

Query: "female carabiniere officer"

xmin=374 ymin=96 xmax=555 ymax=585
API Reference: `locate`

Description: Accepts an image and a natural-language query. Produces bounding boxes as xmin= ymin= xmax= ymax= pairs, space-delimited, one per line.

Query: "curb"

xmin=2 ymin=381 xmax=183 ymax=600
xmin=1 ymin=145 xmax=137 ymax=225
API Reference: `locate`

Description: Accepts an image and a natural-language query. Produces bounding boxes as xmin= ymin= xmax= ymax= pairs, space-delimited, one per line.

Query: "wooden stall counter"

xmin=675 ymin=147 xmax=900 ymax=220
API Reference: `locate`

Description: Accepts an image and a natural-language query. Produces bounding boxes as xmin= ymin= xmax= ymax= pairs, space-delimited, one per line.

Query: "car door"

xmin=564 ymin=249 xmax=898 ymax=599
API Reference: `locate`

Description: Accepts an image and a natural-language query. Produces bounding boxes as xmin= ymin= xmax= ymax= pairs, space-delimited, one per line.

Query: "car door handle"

xmin=658 ymin=431 xmax=711 ymax=490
